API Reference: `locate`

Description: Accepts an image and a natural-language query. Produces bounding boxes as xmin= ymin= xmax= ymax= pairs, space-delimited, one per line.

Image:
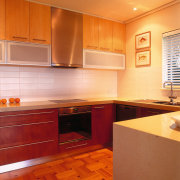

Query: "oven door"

xmin=59 ymin=111 xmax=92 ymax=145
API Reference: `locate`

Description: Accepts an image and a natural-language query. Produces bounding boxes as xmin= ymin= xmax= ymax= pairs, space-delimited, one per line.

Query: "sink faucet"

xmin=163 ymin=81 xmax=177 ymax=104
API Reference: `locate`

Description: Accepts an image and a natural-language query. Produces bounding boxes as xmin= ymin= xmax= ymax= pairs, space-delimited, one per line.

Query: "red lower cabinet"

xmin=92 ymin=104 xmax=115 ymax=145
xmin=0 ymin=109 xmax=59 ymax=166
xmin=137 ymin=107 xmax=172 ymax=118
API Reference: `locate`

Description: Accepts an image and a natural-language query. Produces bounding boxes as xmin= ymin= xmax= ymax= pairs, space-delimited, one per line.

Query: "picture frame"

xmin=135 ymin=31 xmax=151 ymax=50
xmin=135 ymin=50 xmax=151 ymax=67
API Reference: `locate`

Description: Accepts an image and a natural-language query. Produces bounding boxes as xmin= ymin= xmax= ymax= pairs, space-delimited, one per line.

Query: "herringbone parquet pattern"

xmin=0 ymin=148 xmax=113 ymax=180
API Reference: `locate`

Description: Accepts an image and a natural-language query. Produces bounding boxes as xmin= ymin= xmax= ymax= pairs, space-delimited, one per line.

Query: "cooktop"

xmin=49 ymin=99 xmax=87 ymax=103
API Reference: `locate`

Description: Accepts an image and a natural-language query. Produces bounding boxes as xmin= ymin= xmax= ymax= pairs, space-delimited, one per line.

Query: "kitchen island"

xmin=113 ymin=111 xmax=180 ymax=180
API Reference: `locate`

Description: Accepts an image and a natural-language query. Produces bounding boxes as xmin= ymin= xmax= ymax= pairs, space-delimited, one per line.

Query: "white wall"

xmin=118 ymin=3 xmax=180 ymax=100
xmin=0 ymin=66 xmax=117 ymax=101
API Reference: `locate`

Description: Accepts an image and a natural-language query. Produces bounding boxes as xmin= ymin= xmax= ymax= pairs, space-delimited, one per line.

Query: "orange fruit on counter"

xmin=1 ymin=99 xmax=7 ymax=104
xmin=15 ymin=98 xmax=20 ymax=103
xmin=9 ymin=98 xmax=15 ymax=103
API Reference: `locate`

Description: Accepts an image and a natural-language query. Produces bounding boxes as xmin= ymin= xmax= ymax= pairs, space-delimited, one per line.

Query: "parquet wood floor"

xmin=0 ymin=148 xmax=113 ymax=180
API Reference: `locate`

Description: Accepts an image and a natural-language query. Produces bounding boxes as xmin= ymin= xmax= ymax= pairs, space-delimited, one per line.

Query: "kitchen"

xmin=0 ymin=0 xmax=180 ymax=179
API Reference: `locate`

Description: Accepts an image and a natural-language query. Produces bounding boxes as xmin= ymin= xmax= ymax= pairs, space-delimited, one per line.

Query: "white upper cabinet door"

xmin=83 ymin=49 xmax=125 ymax=70
xmin=6 ymin=41 xmax=51 ymax=66
xmin=0 ymin=40 xmax=5 ymax=64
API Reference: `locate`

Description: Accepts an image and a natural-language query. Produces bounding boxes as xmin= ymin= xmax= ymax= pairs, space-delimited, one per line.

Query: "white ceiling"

xmin=30 ymin=0 xmax=179 ymax=23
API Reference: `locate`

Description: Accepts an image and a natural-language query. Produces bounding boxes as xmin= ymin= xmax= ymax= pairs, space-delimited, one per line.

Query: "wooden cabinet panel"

xmin=0 ymin=121 xmax=57 ymax=149
xmin=0 ymin=109 xmax=57 ymax=127
xmin=116 ymin=104 xmax=137 ymax=121
xmin=92 ymin=104 xmax=115 ymax=145
xmin=0 ymin=0 xmax=5 ymax=40
xmin=0 ymin=109 xmax=59 ymax=165
xmin=0 ymin=141 xmax=57 ymax=166
xmin=30 ymin=2 xmax=51 ymax=44
xmin=6 ymin=0 xmax=29 ymax=42
xmin=83 ymin=15 xmax=99 ymax=50
xmin=113 ymin=22 xmax=126 ymax=54
xmin=99 ymin=19 xmax=113 ymax=52
xmin=139 ymin=107 xmax=172 ymax=118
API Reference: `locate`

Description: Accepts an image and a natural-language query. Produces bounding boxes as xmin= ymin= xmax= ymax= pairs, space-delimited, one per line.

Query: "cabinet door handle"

xmin=93 ymin=106 xmax=104 ymax=109
xmin=114 ymin=49 xmax=123 ymax=52
xmin=100 ymin=47 xmax=109 ymax=51
xmin=32 ymin=38 xmax=46 ymax=42
xmin=0 ymin=120 xmax=54 ymax=129
xmin=12 ymin=36 xmax=28 ymax=40
xmin=87 ymin=45 xmax=98 ymax=49
xmin=66 ymin=143 xmax=88 ymax=149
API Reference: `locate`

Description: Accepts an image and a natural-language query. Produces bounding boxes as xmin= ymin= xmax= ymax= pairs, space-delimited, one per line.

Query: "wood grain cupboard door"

xmin=112 ymin=22 xmax=126 ymax=54
xmin=6 ymin=0 xmax=29 ymax=42
xmin=0 ymin=0 xmax=5 ymax=40
xmin=99 ymin=19 xmax=113 ymax=52
xmin=30 ymin=2 xmax=51 ymax=44
xmin=83 ymin=15 xmax=99 ymax=50
xmin=92 ymin=104 xmax=115 ymax=145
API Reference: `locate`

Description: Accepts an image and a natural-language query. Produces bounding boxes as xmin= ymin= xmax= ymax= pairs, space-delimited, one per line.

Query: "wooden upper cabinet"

xmin=99 ymin=18 xmax=113 ymax=52
xmin=112 ymin=22 xmax=126 ymax=54
xmin=0 ymin=0 xmax=5 ymax=40
xmin=6 ymin=0 xmax=29 ymax=42
xmin=30 ymin=2 xmax=51 ymax=44
xmin=83 ymin=15 xmax=99 ymax=50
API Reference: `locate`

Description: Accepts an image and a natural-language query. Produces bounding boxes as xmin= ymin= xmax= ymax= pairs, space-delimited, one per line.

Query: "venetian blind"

xmin=163 ymin=29 xmax=180 ymax=88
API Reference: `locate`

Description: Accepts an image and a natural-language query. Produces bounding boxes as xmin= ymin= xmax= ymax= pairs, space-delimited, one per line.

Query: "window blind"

xmin=162 ymin=29 xmax=180 ymax=89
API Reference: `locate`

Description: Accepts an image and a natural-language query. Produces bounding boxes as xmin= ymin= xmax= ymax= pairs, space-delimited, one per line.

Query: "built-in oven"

xmin=58 ymin=106 xmax=92 ymax=146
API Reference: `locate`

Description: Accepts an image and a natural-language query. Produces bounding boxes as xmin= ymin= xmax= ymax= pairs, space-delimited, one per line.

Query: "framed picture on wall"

xmin=135 ymin=50 xmax=151 ymax=67
xmin=135 ymin=31 xmax=151 ymax=49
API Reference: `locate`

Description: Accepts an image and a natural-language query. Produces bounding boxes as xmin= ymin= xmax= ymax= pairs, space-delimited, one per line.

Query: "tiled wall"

xmin=0 ymin=66 xmax=117 ymax=101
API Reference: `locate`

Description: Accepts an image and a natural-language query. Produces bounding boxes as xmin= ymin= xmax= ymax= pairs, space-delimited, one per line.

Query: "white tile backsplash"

xmin=0 ymin=66 xmax=117 ymax=101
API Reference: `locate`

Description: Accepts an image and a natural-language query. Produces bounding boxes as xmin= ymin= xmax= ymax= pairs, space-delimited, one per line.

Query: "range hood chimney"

xmin=51 ymin=8 xmax=83 ymax=68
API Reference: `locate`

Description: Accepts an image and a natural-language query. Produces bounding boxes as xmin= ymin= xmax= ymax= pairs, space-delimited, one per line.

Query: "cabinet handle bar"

xmin=66 ymin=143 xmax=88 ymax=149
xmin=32 ymin=38 xmax=46 ymax=42
xmin=93 ymin=106 xmax=104 ymax=109
xmin=12 ymin=36 xmax=28 ymax=40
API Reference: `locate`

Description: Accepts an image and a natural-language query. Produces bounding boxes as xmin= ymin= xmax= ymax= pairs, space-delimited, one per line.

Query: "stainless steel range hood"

xmin=51 ymin=8 xmax=83 ymax=68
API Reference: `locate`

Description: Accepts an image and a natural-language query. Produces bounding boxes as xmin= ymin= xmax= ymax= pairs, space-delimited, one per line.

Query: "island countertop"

xmin=114 ymin=111 xmax=180 ymax=142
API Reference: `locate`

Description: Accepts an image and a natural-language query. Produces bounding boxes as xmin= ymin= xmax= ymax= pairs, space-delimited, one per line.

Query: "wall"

xmin=0 ymin=66 xmax=117 ymax=101
xmin=118 ymin=3 xmax=180 ymax=100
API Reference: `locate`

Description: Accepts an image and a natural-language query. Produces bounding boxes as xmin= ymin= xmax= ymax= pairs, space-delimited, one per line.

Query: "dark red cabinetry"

xmin=116 ymin=104 xmax=172 ymax=121
xmin=137 ymin=107 xmax=172 ymax=118
xmin=92 ymin=104 xmax=115 ymax=145
xmin=0 ymin=109 xmax=59 ymax=166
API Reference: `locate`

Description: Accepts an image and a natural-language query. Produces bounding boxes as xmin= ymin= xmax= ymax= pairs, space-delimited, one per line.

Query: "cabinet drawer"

xmin=0 ymin=109 xmax=58 ymax=127
xmin=59 ymin=140 xmax=93 ymax=152
xmin=0 ymin=120 xmax=57 ymax=149
xmin=0 ymin=140 xmax=58 ymax=165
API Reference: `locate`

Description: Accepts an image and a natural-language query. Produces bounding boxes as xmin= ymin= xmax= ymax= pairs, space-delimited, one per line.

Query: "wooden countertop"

xmin=0 ymin=98 xmax=180 ymax=112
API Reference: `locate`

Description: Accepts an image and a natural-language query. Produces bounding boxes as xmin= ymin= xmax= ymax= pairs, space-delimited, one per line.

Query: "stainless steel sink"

xmin=153 ymin=101 xmax=180 ymax=106
xmin=132 ymin=99 xmax=180 ymax=106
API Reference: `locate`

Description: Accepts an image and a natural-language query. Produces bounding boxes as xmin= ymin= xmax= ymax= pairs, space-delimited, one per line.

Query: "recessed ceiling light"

xmin=133 ymin=7 xmax=137 ymax=11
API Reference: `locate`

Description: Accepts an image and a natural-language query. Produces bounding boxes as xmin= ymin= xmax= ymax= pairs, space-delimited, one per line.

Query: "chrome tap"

xmin=163 ymin=81 xmax=177 ymax=104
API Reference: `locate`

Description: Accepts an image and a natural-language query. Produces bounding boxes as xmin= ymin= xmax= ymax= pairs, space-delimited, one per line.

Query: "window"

xmin=162 ymin=29 xmax=180 ymax=89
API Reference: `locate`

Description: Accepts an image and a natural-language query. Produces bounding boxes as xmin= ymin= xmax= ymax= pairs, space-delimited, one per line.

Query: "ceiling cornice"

xmin=27 ymin=0 xmax=179 ymax=24
xmin=27 ymin=0 xmax=125 ymax=23
xmin=124 ymin=0 xmax=180 ymax=24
